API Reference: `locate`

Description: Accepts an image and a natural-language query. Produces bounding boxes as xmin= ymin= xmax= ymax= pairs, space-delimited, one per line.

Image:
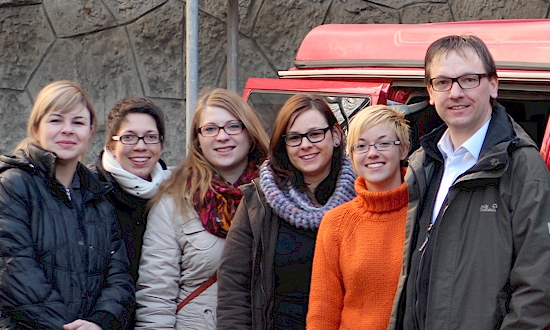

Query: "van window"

xmin=247 ymin=91 xmax=371 ymax=134
xmin=394 ymin=86 xmax=550 ymax=148
xmin=498 ymin=92 xmax=550 ymax=146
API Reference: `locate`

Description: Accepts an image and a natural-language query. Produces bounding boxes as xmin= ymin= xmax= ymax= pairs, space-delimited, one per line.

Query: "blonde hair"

xmin=347 ymin=105 xmax=410 ymax=169
xmin=152 ymin=88 xmax=269 ymax=213
xmin=15 ymin=80 xmax=97 ymax=155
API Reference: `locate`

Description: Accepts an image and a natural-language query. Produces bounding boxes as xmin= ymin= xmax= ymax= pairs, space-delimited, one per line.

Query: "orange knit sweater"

xmin=306 ymin=176 xmax=408 ymax=330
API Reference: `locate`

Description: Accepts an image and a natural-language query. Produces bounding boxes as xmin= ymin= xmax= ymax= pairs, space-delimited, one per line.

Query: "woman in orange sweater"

xmin=307 ymin=105 xmax=410 ymax=330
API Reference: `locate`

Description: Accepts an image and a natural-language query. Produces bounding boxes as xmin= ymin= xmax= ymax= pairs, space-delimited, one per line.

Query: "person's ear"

xmin=427 ymin=85 xmax=436 ymax=105
xmin=31 ymin=127 xmax=39 ymax=142
xmin=489 ymin=76 xmax=499 ymax=99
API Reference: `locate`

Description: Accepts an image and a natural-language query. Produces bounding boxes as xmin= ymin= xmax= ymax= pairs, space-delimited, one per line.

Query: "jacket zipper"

xmin=253 ymin=180 xmax=270 ymax=328
xmin=413 ymin=201 xmax=449 ymax=329
xmin=414 ymin=222 xmax=432 ymax=330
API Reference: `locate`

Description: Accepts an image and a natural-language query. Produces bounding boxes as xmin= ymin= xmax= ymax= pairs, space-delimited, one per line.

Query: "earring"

xmin=334 ymin=141 xmax=340 ymax=147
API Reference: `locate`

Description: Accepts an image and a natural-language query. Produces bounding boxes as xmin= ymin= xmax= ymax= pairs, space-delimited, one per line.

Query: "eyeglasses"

xmin=198 ymin=122 xmax=245 ymax=137
xmin=429 ymin=74 xmax=490 ymax=92
xmin=283 ymin=126 xmax=332 ymax=147
xmin=350 ymin=140 xmax=401 ymax=154
xmin=112 ymin=134 xmax=163 ymax=145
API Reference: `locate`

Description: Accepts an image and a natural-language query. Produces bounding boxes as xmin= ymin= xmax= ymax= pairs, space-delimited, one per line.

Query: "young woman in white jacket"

xmin=135 ymin=88 xmax=269 ymax=329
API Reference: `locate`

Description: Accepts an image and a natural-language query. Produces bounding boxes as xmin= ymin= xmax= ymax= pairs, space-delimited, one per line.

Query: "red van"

xmin=244 ymin=19 xmax=550 ymax=166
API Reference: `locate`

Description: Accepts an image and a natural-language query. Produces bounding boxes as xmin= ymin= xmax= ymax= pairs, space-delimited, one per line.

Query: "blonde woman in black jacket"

xmin=0 ymin=81 xmax=134 ymax=329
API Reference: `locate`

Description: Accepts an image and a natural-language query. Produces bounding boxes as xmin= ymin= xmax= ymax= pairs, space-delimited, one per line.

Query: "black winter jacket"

xmin=391 ymin=105 xmax=550 ymax=330
xmin=91 ymin=150 xmax=167 ymax=284
xmin=0 ymin=144 xmax=135 ymax=329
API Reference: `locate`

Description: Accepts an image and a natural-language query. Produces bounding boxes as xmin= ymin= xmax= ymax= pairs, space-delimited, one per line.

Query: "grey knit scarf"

xmin=259 ymin=156 xmax=356 ymax=230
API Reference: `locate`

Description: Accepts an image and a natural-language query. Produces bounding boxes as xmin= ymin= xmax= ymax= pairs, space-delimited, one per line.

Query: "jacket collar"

xmin=1 ymin=144 xmax=111 ymax=202
xmin=417 ymin=103 xmax=536 ymax=174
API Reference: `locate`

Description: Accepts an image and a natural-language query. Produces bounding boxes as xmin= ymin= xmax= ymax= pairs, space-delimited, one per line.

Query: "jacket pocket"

xmin=183 ymin=219 xmax=219 ymax=250
xmin=203 ymin=308 xmax=216 ymax=330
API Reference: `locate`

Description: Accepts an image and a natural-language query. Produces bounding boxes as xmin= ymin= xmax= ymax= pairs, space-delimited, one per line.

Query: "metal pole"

xmin=227 ymin=0 xmax=238 ymax=92
xmin=186 ymin=0 xmax=199 ymax=155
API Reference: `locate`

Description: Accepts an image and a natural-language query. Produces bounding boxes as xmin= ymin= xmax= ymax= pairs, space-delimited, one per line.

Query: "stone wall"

xmin=1 ymin=0 xmax=549 ymax=165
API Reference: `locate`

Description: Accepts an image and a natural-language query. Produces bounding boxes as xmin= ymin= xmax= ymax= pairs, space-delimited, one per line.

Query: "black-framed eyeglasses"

xmin=198 ymin=122 xmax=245 ymax=137
xmin=429 ymin=73 xmax=489 ymax=92
xmin=283 ymin=126 xmax=332 ymax=147
xmin=112 ymin=134 xmax=163 ymax=145
xmin=350 ymin=140 xmax=401 ymax=154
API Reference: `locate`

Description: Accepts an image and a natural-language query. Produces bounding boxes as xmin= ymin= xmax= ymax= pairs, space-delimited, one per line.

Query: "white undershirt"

xmin=432 ymin=118 xmax=491 ymax=223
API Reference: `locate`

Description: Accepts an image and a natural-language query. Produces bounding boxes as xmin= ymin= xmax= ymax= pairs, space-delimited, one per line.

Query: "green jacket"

xmin=391 ymin=104 xmax=550 ymax=330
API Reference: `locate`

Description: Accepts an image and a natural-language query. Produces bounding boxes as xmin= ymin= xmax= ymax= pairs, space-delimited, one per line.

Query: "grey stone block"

xmin=43 ymin=0 xmax=116 ymax=37
xmin=0 ymin=5 xmax=54 ymax=90
xmin=127 ymin=0 xmax=183 ymax=99
xmin=0 ymin=89 xmax=32 ymax=155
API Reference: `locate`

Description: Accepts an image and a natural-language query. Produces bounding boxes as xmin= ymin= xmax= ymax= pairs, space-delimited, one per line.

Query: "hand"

xmin=63 ymin=319 xmax=102 ymax=330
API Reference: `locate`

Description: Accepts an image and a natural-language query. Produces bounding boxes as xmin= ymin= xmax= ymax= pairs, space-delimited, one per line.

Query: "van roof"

xmin=294 ymin=19 xmax=550 ymax=72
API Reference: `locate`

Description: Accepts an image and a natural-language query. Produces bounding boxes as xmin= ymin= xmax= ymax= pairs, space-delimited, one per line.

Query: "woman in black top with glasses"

xmin=92 ymin=97 xmax=171 ymax=328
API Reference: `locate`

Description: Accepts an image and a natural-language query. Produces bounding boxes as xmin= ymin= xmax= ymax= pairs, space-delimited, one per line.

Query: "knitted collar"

xmin=260 ymin=156 xmax=356 ymax=230
xmin=354 ymin=175 xmax=409 ymax=216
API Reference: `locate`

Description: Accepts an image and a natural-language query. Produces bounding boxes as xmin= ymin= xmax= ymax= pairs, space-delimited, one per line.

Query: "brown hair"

xmin=15 ymin=80 xmax=97 ymax=155
xmin=152 ymin=88 xmax=269 ymax=213
xmin=268 ymin=93 xmax=344 ymax=192
xmin=104 ymin=97 xmax=166 ymax=148
xmin=424 ymin=35 xmax=498 ymax=85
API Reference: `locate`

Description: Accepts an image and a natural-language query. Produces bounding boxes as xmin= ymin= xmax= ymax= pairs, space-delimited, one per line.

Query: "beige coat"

xmin=135 ymin=195 xmax=224 ymax=330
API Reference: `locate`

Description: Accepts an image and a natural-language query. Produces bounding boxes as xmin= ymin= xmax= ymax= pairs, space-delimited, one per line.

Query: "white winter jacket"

xmin=135 ymin=195 xmax=225 ymax=329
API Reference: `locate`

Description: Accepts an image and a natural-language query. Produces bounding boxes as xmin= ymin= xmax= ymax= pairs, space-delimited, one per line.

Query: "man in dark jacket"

xmin=392 ymin=35 xmax=550 ymax=329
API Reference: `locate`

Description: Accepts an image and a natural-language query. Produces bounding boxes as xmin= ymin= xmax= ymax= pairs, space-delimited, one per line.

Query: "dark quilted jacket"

xmin=0 ymin=144 xmax=135 ymax=329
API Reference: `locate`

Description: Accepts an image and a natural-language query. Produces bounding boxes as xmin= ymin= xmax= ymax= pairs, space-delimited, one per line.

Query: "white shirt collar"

xmin=437 ymin=117 xmax=491 ymax=161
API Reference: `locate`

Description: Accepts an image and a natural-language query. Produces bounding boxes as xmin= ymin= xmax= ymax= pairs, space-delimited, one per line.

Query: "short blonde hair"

xmin=347 ymin=105 xmax=410 ymax=165
xmin=16 ymin=80 xmax=97 ymax=154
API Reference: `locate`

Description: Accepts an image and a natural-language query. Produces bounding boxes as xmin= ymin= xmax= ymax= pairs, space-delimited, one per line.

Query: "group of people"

xmin=0 ymin=34 xmax=549 ymax=330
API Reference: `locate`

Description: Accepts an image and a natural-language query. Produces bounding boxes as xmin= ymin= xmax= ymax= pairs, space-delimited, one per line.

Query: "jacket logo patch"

xmin=480 ymin=203 xmax=498 ymax=213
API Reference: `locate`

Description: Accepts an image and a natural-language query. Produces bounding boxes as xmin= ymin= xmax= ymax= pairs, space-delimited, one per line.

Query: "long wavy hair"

xmin=15 ymin=80 xmax=97 ymax=157
xmin=152 ymin=88 xmax=269 ymax=213
xmin=268 ymin=93 xmax=344 ymax=193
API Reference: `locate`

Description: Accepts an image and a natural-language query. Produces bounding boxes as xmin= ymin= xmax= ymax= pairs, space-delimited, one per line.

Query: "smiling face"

xmin=33 ymin=102 xmax=92 ymax=167
xmin=427 ymin=49 xmax=498 ymax=147
xmin=198 ymin=106 xmax=252 ymax=183
xmin=285 ymin=108 xmax=338 ymax=187
xmin=108 ymin=113 xmax=162 ymax=181
xmin=351 ymin=123 xmax=408 ymax=192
